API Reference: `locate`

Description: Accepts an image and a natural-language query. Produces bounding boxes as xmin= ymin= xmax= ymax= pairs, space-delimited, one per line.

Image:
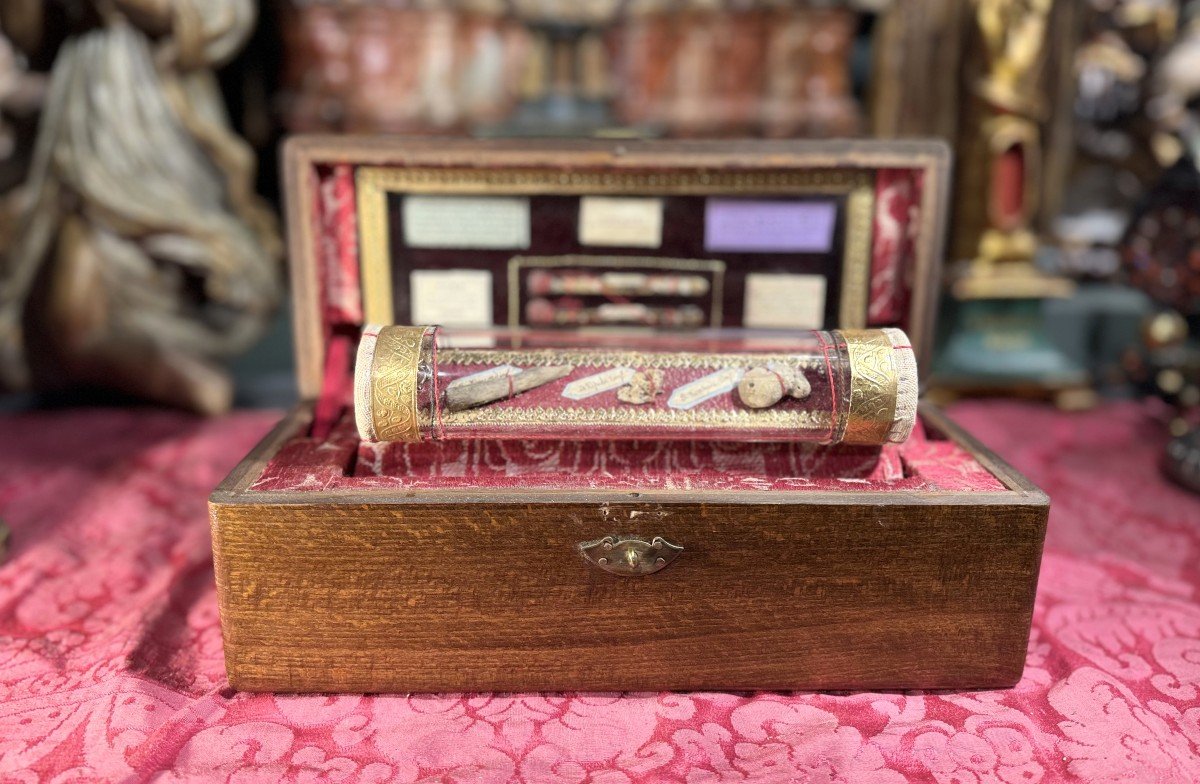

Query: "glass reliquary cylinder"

xmin=355 ymin=326 xmax=917 ymax=446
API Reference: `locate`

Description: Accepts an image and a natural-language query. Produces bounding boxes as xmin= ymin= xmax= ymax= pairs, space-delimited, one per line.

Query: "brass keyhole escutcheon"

xmin=579 ymin=536 xmax=682 ymax=576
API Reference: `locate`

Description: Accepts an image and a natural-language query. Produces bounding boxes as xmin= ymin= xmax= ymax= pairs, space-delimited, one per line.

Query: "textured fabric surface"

xmin=255 ymin=411 xmax=1002 ymax=492
xmin=868 ymin=168 xmax=921 ymax=325
xmin=1 ymin=401 xmax=1199 ymax=782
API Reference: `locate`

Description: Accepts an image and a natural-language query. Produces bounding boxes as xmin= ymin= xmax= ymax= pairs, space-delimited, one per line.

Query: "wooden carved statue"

xmin=0 ymin=0 xmax=281 ymax=414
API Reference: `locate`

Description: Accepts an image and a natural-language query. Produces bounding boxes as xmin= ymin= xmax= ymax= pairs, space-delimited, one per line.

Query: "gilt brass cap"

xmin=355 ymin=325 xmax=432 ymax=443
xmin=840 ymin=328 xmax=917 ymax=445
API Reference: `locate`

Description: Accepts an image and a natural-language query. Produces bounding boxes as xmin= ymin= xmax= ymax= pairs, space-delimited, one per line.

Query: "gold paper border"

xmin=356 ymin=166 xmax=874 ymax=329
xmin=506 ymin=255 xmax=726 ymax=330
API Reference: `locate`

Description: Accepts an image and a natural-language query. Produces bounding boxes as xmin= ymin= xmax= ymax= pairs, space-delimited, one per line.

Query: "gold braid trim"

xmin=442 ymin=405 xmax=831 ymax=432
xmin=438 ymin=348 xmax=826 ymax=372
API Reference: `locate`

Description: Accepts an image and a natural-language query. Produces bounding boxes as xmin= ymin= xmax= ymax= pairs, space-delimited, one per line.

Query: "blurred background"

xmin=1 ymin=0 xmax=1199 ymax=486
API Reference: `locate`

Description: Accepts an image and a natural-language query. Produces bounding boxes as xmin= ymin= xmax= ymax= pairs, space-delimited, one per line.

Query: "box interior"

xmin=254 ymin=409 xmax=1004 ymax=492
xmin=261 ymin=147 xmax=1004 ymax=494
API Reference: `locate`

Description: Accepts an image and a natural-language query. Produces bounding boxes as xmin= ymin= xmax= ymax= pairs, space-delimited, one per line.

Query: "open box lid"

xmin=281 ymin=137 xmax=950 ymax=404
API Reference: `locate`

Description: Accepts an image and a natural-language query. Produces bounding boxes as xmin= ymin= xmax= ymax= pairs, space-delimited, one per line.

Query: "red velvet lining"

xmin=311 ymin=164 xmax=363 ymax=435
xmin=251 ymin=410 xmax=1005 ymax=492
xmin=869 ymin=168 xmax=921 ymax=324
xmin=317 ymin=164 xmax=362 ymax=324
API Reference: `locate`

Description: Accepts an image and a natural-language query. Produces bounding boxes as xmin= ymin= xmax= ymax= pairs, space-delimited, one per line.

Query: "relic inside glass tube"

xmin=355 ymin=326 xmax=917 ymax=446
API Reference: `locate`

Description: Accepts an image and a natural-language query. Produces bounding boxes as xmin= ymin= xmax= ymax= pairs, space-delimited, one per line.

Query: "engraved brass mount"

xmin=579 ymin=536 xmax=683 ymax=576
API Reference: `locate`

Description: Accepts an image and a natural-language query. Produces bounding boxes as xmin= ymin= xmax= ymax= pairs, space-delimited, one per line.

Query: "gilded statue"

xmin=0 ymin=0 xmax=281 ymax=413
xmin=953 ymin=0 xmax=1069 ymax=288
xmin=974 ymin=0 xmax=1053 ymax=116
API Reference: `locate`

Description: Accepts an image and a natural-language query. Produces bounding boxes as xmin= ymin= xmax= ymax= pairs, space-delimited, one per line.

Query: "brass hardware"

xmin=579 ymin=536 xmax=682 ymax=576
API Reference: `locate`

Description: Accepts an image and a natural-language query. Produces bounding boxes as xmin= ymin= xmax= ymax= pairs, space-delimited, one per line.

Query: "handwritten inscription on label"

xmin=561 ymin=367 xmax=636 ymax=400
xmin=668 ymin=368 xmax=745 ymax=410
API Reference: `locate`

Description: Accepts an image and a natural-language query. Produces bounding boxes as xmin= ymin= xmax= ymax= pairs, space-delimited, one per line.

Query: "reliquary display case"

xmin=210 ymin=138 xmax=1048 ymax=693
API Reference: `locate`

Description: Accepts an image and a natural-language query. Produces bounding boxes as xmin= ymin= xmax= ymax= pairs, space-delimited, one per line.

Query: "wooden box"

xmin=210 ymin=138 xmax=1048 ymax=693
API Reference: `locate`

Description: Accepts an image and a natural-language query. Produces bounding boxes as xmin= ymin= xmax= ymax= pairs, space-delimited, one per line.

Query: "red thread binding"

xmin=430 ymin=327 xmax=445 ymax=440
xmin=815 ymin=331 xmax=840 ymax=440
xmin=769 ymin=368 xmax=788 ymax=395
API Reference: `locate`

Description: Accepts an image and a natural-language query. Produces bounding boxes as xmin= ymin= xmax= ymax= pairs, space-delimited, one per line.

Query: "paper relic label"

xmin=743 ymin=273 xmax=827 ymax=329
xmin=668 ymin=368 xmax=746 ymax=410
xmin=410 ymin=269 xmax=494 ymax=327
xmin=705 ymin=199 xmax=837 ymax=253
xmin=561 ymin=367 xmax=637 ymax=400
xmin=596 ymin=303 xmax=651 ymax=322
xmin=403 ymin=196 xmax=530 ymax=249
xmin=578 ymin=197 xmax=664 ymax=248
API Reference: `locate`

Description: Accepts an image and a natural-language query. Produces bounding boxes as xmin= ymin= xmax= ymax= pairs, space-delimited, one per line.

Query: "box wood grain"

xmin=211 ymin=405 xmax=1047 ymax=693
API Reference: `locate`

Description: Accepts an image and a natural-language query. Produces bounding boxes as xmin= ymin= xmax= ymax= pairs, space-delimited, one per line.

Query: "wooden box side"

xmin=211 ymin=495 xmax=1045 ymax=693
xmin=210 ymin=404 xmax=1047 ymax=693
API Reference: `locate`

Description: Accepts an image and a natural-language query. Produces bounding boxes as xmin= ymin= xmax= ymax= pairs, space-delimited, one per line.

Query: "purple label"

xmin=704 ymin=199 xmax=837 ymax=253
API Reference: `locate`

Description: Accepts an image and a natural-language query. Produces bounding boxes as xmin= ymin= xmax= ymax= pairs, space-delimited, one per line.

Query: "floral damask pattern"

xmin=1 ymin=402 xmax=1199 ymax=782
xmin=256 ymin=413 xmax=1002 ymax=493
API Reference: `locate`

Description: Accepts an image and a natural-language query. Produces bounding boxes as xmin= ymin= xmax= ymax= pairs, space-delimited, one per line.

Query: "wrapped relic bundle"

xmin=355 ymin=326 xmax=917 ymax=445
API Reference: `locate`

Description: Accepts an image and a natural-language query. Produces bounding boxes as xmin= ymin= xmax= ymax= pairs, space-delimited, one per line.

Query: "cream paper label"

xmin=410 ymin=269 xmax=494 ymax=326
xmin=595 ymin=303 xmax=650 ymax=322
xmin=667 ymin=368 xmax=745 ymax=410
xmin=561 ymin=367 xmax=636 ymax=400
xmin=743 ymin=273 xmax=827 ymax=329
xmin=403 ymin=196 xmax=530 ymax=249
xmin=578 ymin=197 xmax=664 ymax=248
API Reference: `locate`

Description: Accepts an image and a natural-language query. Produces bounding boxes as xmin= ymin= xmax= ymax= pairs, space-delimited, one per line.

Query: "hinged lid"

xmin=282 ymin=137 xmax=950 ymax=403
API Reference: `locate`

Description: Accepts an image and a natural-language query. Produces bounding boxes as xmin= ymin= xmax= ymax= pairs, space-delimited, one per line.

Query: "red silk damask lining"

xmin=251 ymin=409 xmax=1004 ymax=492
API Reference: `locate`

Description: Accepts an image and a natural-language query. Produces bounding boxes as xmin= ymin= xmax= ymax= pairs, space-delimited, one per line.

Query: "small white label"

xmin=743 ymin=273 xmax=827 ymax=329
xmin=579 ymin=197 xmax=664 ymax=248
xmin=668 ymin=368 xmax=745 ymax=410
xmin=445 ymin=365 xmax=518 ymax=392
xmin=403 ymin=196 xmax=530 ymax=249
xmin=602 ymin=272 xmax=648 ymax=290
xmin=595 ymin=303 xmax=650 ymax=323
xmin=410 ymin=269 xmax=493 ymax=327
xmin=561 ymin=367 xmax=636 ymax=400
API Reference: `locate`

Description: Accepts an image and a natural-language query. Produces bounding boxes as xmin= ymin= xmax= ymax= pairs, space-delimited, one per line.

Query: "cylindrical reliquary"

xmin=355 ymin=326 xmax=918 ymax=445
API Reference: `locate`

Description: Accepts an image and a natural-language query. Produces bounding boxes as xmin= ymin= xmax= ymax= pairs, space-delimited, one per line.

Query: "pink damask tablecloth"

xmin=1 ymin=400 xmax=1199 ymax=783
